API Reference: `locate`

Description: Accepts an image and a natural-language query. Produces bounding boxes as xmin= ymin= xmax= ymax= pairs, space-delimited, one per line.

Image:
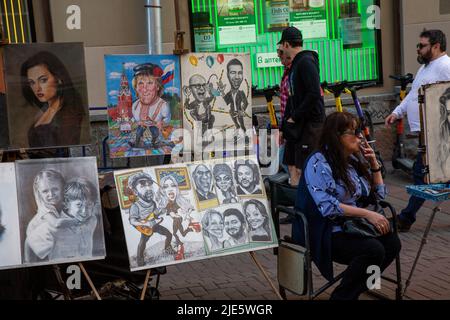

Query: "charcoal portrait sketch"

xmin=422 ymin=82 xmax=450 ymax=183
xmin=15 ymin=157 xmax=105 ymax=266
xmin=0 ymin=163 xmax=21 ymax=270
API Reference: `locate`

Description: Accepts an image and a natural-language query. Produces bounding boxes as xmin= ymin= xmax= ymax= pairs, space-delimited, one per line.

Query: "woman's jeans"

xmin=330 ymin=231 xmax=401 ymax=300
xmin=398 ymin=152 xmax=426 ymax=224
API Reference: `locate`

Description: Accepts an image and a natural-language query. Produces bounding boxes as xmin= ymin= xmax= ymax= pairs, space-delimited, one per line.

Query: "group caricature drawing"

xmin=114 ymin=156 xmax=276 ymax=271
xmin=181 ymin=53 xmax=252 ymax=152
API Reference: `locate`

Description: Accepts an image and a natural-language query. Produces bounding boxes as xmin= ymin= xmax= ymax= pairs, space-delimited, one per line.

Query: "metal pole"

xmin=146 ymin=0 xmax=162 ymax=54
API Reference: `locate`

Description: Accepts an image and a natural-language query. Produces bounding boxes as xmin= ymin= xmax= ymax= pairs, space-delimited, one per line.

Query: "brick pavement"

xmin=156 ymin=165 xmax=450 ymax=300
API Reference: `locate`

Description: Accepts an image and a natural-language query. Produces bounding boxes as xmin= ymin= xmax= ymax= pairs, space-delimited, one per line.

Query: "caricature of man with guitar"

xmin=128 ymin=172 xmax=175 ymax=266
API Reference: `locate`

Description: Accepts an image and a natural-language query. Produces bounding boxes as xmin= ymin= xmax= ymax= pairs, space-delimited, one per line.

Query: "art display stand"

xmin=403 ymin=185 xmax=450 ymax=298
xmin=249 ymin=251 xmax=283 ymax=300
xmin=0 ymin=148 xmax=104 ymax=300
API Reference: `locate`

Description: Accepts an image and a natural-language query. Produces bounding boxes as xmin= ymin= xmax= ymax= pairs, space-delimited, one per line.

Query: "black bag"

xmin=341 ymin=204 xmax=392 ymax=238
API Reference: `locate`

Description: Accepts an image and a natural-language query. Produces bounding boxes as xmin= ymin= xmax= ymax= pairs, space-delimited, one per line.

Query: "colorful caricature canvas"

xmin=105 ymin=55 xmax=183 ymax=158
xmin=0 ymin=43 xmax=91 ymax=150
xmin=181 ymin=53 xmax=253 ymax=153
xmin=114 ymin=155 xmax=276 ymax=272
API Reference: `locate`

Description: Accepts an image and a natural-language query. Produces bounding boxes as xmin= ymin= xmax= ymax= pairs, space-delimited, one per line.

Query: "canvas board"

xmin=180 ymin=53 xmax=253 ymax=153
xmin=0 ymin=163 xmax=22 ymax=270
xmin=15 ymin=157 xmax=106 ymax=267
xmin=421 ymin=81 xmax=450 ymax=183
xmin=114 ymin=155 xmax=277 ymax=271
xmin=1 ymin=43 xmax=91 ymax=150
xmin=104 ymin=55 xmax=182 ymax=158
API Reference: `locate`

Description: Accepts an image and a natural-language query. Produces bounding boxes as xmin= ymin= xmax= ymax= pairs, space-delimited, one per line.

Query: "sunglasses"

xmin=341 ymin=128 xmax=362 ymax=137
xmin=417 ymin=43 xmax=431 ymax=49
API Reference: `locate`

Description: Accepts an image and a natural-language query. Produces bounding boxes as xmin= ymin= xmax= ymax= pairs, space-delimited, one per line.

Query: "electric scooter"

xmin=389 ymin=73 xmax=415 ymax=174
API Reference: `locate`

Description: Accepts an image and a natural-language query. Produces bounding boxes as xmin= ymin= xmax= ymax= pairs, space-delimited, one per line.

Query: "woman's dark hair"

xmin=319 ymin=112 xmax=371 ymax=194
xmin=243 ymin=199 xmax=269 ymax=233
xmin=20 ymin=51 xmax=84 ymax=114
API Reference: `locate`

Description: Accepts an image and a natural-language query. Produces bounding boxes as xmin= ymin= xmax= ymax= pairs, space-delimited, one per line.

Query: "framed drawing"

xmin=181 ymin=53 xmax=253 ymax=152
xmin=105 ymin=55 xmax=183 ymax=158
xmin=15 ymin=157 xmax=105 ymax=267
xmin=1 ymin=43 xmax=91 ymax=150
xmin=155 ymin=167 xmax=191 ymax=191
xmin=114 ymin=155 xmax=277 ymax=272
xmin=420 ymin=82 xmax=450 ymax=183
xmin=0 ymin=163 xmax=22 ymax=270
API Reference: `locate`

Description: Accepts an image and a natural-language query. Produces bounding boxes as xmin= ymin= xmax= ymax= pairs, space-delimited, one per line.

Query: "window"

xmin=0 ymin=0 xmax=33 ymax=43
xmin=189 ymin=0 xmax=382 ymax=89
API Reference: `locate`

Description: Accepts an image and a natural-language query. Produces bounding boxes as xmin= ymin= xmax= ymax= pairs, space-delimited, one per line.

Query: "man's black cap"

xmin=277 ymin=26 xmax=303 ymax=45
xmin=133 ymin=63 xmax=163 ymax=77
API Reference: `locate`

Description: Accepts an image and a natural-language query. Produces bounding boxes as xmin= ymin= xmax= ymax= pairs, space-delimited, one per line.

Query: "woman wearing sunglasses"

xmin=294 ymin=111 xmax=401 ymax=300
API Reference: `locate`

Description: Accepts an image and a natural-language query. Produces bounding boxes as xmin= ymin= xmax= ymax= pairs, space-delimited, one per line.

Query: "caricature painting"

xmin=105 ymin=55 xmax=183 ymax=158
xmin=232 ymin=158 xmax=265 ymax=197
xmin=242 ymin=199 xmax=274 ymax=243
xmin=187 ymin=163 xmax=220 ymax=211
xmin=201 ymin=202 xmax=249 ymax=254
xmin=0 ymin=163 xmax=21 ymax=270
xmin=181 ymin=53 xmax=252 ymax=152
xmin=421 ymin=82 xmax=450 ymax=183
xmin=114 ymin=155 xmax=277 ymax=272
xmin=15 ymin=157 xmax=105 ymax=267
xmin=114 ymin=164 xmax=205 ymax=271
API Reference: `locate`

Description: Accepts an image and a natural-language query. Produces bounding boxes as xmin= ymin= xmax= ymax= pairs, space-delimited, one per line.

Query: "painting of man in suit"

xmin=223 ymin=59 xmax=249 ymax=133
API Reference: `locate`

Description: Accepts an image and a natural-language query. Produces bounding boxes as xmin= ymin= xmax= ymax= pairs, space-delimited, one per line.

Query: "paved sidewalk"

xmin=156 ymin=168 xmax=450 ymax=300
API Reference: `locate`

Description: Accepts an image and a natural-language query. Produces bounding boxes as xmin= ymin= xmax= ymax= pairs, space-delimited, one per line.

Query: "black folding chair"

xmin=266 ymin=173 xmax=297 ymax=255
xmin=274 ymin=194 xmax=403 ymax=300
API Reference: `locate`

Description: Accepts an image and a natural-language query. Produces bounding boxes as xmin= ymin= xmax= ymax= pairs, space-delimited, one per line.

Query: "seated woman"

xmin=294 ymin=111 xmax=401 ymax=300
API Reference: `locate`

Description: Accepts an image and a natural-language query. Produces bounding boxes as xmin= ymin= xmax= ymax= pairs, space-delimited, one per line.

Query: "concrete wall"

xmin=401 ymin=0 xmax=450 ymax=74
xmin=33 ymin=0 xmax=192 ymax=108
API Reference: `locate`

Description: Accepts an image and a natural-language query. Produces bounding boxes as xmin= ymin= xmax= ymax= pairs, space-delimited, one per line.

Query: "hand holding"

xmin=385 ymin=113 xmax=398 ymax=127
xmin=365 ymin=210 xmax=390 ymax=235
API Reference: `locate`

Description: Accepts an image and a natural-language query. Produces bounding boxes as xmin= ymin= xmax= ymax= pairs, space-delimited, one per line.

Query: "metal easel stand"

xmin=402 ymin=202 xmax=443 ymax=298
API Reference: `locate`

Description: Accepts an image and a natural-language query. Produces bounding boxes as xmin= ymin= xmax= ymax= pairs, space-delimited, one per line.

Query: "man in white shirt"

xmin=385 ymin=29 xmax=450 ymax=232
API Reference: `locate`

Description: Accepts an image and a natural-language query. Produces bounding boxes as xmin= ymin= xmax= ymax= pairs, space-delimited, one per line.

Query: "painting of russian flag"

xmin=105 ymin=55 xmax=183 ymax=158
xmin=162 ymin=63 xmax=175 ymax=85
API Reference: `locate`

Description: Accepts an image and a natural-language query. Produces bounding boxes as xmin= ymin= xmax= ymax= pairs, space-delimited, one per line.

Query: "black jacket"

xmin=284 ymin=50 xmax=325 ymax=125
xmin=293 ymin=152 xmax=334 ymax=281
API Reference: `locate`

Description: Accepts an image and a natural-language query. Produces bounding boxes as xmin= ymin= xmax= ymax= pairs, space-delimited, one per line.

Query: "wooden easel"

xmin=1 ymin=148 xmax=103 ymax=300
xmin=249 ymin=251 xmax=283 ymax=300
xmin=136 ymin=251 xmax=282 ymax=301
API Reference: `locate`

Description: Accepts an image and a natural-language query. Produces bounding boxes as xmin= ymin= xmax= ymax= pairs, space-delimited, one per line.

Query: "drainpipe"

xmin=145 ymin=0 xmax=162 ymax=54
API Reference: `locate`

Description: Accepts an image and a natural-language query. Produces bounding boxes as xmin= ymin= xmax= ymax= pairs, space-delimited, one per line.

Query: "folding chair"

xmin=275 ymin=200 xmax=403 ymax=300
xmin=267 ymin=173 xmax=297 ymax=255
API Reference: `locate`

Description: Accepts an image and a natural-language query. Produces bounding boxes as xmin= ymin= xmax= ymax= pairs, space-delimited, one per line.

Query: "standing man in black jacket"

xmin=278 ymin=27 xmax=325 ymax=186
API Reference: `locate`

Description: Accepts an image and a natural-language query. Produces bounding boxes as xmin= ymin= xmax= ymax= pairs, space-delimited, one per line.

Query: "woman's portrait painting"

xmin=422 ymin=82 xmax=450 ymax=183
xmin=2 ymin=43 xmax=90 ymax=150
